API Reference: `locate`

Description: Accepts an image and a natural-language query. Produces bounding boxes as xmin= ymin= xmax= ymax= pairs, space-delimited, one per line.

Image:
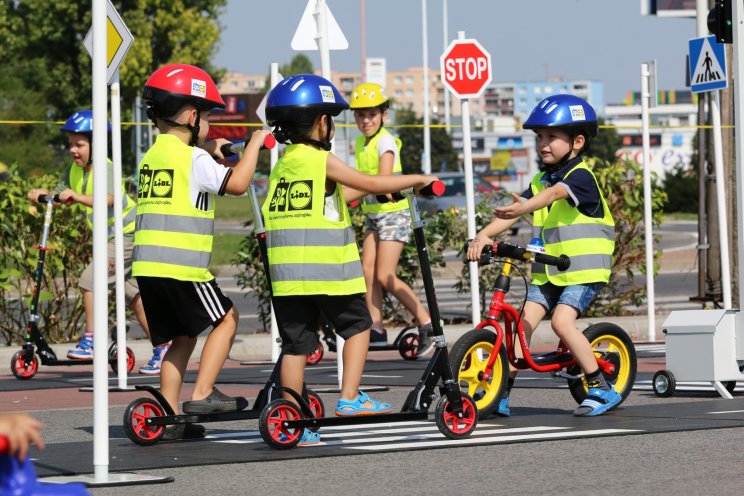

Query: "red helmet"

xmin=142 ymin=64 xmax=225 ymax=118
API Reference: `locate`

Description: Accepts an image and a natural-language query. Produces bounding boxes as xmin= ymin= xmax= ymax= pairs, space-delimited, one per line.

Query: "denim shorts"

xmin=527 ymin=281 xmax=604 ymax=316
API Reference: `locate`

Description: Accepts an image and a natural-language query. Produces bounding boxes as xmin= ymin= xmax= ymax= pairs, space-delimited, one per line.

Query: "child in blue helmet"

xmin=27 ymin=110 xmax=167 ymax=375
xmin=263 ymin=74 xmax=438 ymax=444
xmin=467 ymin=94 xmax=618 ymax=417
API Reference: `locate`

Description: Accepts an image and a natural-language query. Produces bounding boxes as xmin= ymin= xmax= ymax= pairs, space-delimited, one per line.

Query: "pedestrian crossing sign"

xmin=689 ymin=36 xmax=727 ymax=93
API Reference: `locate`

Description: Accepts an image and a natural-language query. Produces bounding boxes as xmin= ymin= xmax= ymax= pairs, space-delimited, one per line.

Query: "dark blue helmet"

xmin=522 ymin=94 xmax=598 ymax=138
xmin=265 ymin=74 xmax=349 ymax=125
xmin=60 ymin=110 xmax=112 ymax=133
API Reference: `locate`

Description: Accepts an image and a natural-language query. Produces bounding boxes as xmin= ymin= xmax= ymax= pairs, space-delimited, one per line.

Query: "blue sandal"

xmin=335 ymin=391 xmax=392 ymax=416
xmin=278 ymin=428 xmax=321 ymax=446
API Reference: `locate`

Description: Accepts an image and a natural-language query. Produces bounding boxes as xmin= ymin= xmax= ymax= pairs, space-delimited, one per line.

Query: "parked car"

xmin=418 ymin=172 xmax=527 ymax=236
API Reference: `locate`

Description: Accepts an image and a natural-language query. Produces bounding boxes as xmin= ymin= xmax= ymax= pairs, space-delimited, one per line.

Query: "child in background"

xmin=27 ymin=110 xmax=166 ymax=375
xmin=263 ymin=74 xmax=438 ymax=444
xmin=349 ymin=83 xmax=433 ymax=355
xmin=134 ymin=63 xmax=271 ymax=439
xmin=467 ymin=94 xmax=618 ymax=417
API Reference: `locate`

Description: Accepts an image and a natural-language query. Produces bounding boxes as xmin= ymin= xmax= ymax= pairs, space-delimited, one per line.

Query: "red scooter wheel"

xmin=306 ymin=341 xmax=324 ymax=365
xmin=109 ymin=345 xmax=136 ymax=374
xmin=305 ymin=389 xmax=325 ymax=432
xmin=123 ymin=397 xmax=166 ymax=446
xmin=259 ymin=399 xmax=304 ymax=449
xmin=435 ymin=392 xmax=478 ymax=440
xmin=11 ymin=350 xmax=38 ymax=380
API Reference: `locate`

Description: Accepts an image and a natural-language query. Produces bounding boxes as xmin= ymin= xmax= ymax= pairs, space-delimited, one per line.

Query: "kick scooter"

xmin=449 ymin=240 xmax=637 ymax=418
xmin=11 ymin=194 xmax=135 ymax=380
xmin=122 ymin=135 xmax=327 ymax=445
xmin=257 ymin=181 xmax=479 ymax=449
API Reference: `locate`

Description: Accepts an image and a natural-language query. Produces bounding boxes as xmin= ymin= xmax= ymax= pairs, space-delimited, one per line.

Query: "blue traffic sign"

xmin=689 ymin=36 xmax=727 ymax=93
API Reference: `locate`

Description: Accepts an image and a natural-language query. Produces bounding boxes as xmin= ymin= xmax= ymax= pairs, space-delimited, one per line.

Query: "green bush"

xmin=661 ymin=164 xmax=698 ymax=214
xmin=0 ymin=165 xmax=90 ymax=345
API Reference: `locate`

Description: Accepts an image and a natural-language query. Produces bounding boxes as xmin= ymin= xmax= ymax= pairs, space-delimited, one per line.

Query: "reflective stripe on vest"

xmin=68 ymin=161 xmax=137 ymax=237
xmin=262 ymin=144 xmax=366 ymax=296
xmin=132 ymin=134 xmax=214 ymax=282
xmin=530 ymin=160 xmax=615 ymax=285
xmin=354 ymin=128 xmax=409 ymax=214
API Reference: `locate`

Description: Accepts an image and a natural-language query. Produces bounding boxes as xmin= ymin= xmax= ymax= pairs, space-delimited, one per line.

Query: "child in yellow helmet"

xmin=349 ymin=82 xmax=433 ymax=355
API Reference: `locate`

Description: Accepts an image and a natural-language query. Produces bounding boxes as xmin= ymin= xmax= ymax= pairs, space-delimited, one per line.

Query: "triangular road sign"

xmin=689 ymin=35 xmax=727 ymax=93
xmin=83 ymin=0 xmax=134 ymax=85
xmin=291 ymin=0 xmax=348 ymax=51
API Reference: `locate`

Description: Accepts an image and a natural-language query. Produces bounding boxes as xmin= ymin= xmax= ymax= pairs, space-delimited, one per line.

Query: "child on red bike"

xmin=467 ymin=94 xmax=617 ymax=417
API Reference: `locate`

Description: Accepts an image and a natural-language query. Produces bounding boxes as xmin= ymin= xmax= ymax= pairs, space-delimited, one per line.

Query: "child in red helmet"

xmin=134 ymin=63 xmax=271 ymax=439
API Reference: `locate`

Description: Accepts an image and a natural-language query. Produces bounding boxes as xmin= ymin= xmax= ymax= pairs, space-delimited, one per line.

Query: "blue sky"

xmin=214 ymin=0 xmax=698 ymax=103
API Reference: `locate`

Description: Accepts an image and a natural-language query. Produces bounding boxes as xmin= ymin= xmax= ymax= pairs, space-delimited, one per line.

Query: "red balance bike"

xmin=449 ymin=241 xmax=637 ymax=418
xmin=257 ymin=182 xmax=478 ymax=449
xmin=11 ymin=194 xmax=135 ymax=380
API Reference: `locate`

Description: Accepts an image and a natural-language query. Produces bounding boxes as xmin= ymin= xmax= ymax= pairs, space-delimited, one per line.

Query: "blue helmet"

xmin=522 ymin=94 xmax=598 ymax=138
xmin=265 ymin=74 xmax=349 ymax=125
xmin=60 ymin=110 xmax=112 ymax=133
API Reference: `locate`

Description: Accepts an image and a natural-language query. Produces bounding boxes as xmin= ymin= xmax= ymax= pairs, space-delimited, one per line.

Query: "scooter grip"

xmin=0 ymin=435 xmax=8 ymax=453
xmin=417 ymin=180 xmax=445 ymax=198
xmin=37 ymin=194 xmax=69 ymax=204
xmin=463 ymin=240 xmax=495 ymax=266
xmin=534 ymin=252 xmax=571 ymax=271
xmin=375 ymin=192 xmax=405 ymax=203
xmin=219 ymin=134 xmax=277 ymax=158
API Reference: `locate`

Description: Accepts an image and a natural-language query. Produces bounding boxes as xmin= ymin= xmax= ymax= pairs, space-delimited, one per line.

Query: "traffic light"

xmin=707 ymin=0 xmax=733 ymax=44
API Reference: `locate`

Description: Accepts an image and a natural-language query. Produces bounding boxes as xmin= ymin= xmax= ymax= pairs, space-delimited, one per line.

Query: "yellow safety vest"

xmin=68 ymin=160 xmax=137 ymax=238
xmin=354 ymin=127 xmax=409 ymax=214
xmin=262 ymin=144 xmax=366 ymax=296
xmin=530 ymin=160 xmax=615 ymax=285
xmin=132 ymin=134 xmax=214 ymax=282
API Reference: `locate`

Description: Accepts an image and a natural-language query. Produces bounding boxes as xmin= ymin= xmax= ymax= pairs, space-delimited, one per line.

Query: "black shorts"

xmin=136 ymin=276 xmax=234 ymax=346
xmin=271 ymin=294 xmax=372 ymax=355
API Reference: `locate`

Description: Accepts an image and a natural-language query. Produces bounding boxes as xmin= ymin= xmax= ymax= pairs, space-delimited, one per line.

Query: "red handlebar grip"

xmin=0 ymin=435 xmax=9 ymax=453
xmin=263 ymin=134 xmax=277 ymax=150
xmin=431 ymin=180 xmax=445 ymax=197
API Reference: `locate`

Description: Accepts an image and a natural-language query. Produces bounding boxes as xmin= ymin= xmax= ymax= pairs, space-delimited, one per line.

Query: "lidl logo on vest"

xmin=269 ymin=177 xmax=313 ymax=212
xmin=138 ymin=165 xmax=174 ymax=199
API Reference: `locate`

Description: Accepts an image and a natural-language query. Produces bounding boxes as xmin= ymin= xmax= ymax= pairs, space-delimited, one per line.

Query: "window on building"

xmin=406 ymin=76 xmax=414 ymax=84
xmin=394 ymin=76 xmax=402 ymax=84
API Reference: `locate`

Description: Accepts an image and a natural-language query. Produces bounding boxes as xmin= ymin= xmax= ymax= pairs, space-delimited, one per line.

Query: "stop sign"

xmin=440 ymin=38 xmax=492 ymax=99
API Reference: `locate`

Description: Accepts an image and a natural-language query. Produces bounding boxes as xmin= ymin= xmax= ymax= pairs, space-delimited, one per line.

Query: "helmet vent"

xmin=291 ymin=78 xmax=306 ymax=91
xmin=545 ymin=103 xmax=558 ymax=114
xmin=166 ymin=68 xmax=184 ymax=78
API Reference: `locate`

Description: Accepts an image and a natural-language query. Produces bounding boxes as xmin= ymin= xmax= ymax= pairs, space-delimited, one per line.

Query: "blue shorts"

xmin=527 ymin=281 xmax=603 ymax=317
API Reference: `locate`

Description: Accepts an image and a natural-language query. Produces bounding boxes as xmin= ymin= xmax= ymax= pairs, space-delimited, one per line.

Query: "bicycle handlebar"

xmin=0 ymin=435 xmax=8 ymax=453
xmin=467 ymin=240 xmax=571 ymax=272
xmin=375 ymin=180 xmax=445 ymax=203
xmin=219 ymin=134 xmax=277 ymax=158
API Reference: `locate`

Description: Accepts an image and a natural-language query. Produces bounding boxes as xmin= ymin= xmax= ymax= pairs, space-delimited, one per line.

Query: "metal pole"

xmin=458 ymin=31 xmax=480 ymax=324
xmin=711 ymin=90 xmax=733 ymax=309
xmin=442 ymin=0 xmax=450 ymax=135
xmin=360 ymin=0 xmax=366 ymax=81
xmin=421 ymin=0 xmax=431 ymax=174
xmin=733 ymin=0 xmax=744 ymax=311
xmin=641 ymin=62 xmax=655 ymax=342
xmin=111 ymin=70 xmax=128 ymax=388
xmin=91 ymin=0 xmax=109 ymax=480
xmin=269 ymin=62 xmax=281 ymax=364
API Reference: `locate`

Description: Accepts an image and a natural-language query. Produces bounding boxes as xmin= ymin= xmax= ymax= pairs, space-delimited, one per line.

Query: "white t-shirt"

xmin=376 ymin=133 xmax=398 ymax=164
xmin=190 ymin=148 xmax=231 ymax=210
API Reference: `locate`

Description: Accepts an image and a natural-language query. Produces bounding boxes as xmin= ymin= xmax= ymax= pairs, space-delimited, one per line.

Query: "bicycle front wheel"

xmin=449 ymin=328 xmax=508 ymax=419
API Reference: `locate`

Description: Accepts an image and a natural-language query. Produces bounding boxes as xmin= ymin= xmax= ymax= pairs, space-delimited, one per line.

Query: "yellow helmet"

xmin=349 ymin=82 xmax=389 ymax=109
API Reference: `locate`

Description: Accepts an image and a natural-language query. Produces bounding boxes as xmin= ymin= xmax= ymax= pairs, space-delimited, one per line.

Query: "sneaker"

xmin=573 ymin=386 xmax=622 ymax=417
xmin=416 ymin=324 xmax=434 ymax=355
xmin=496 ymin=395 xmax=511 ymax=417
xmin=182 ymin=387 xmax=249 ymax=414
xmin=369 ymin=328 xmax=388 ymax=348
xmin=66 ymin=334 xmax=93 ymax=359
xmin=139 ymin=343 xmax=170 ymax=375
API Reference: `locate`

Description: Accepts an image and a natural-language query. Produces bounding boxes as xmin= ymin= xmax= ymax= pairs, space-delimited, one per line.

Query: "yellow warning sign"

xmin=107 ymin=18 xmax=123 ymax=66
xmin=83 ymin=0 xmax=134 ymax=85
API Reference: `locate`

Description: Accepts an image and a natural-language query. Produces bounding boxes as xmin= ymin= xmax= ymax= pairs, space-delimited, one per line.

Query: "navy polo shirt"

xmin=520 ymin=157 xmax=603 ymax=218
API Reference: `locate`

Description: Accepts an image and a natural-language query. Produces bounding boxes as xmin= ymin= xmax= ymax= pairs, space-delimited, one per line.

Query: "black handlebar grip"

xmin=375 ymin=192 xmax=405 ymax=203
xmin=219 ymin=134 xmax=277 ymax=158
xmin=220 ymin=142 xmax=237 ymax=158
xmin=38 ymin=194 xmax=69 ymax=205
xmin=417 ymin=180 xmax=445 ymax=198
xmin=534 ymin=252 xmax=571 ymax=271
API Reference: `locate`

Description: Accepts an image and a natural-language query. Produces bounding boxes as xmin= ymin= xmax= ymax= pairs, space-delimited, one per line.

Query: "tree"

xmin=0 ymin=0 xmax=227 ymax=175
xmin=395 ymin=108 xmax=458 ymax=173
xmin=591 ymin=117 xmax=623 ymax=164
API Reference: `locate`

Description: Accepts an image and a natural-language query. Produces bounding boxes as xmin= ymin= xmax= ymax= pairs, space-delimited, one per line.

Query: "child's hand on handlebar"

xmin=202 ymin=138 xmax=232 ymax=159
xmin=27 ymin=189 xmax=51 ymax=204
xmin=247 ymin=129 xmax=273 ymax=150
xmin=57 ymin=189 xmax=77 ymax=205
xmin=467 ymin=235 xmax=493 ymax=261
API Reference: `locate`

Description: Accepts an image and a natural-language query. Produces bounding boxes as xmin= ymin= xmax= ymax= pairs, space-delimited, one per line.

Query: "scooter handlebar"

xmin=376 ymin=181 xmax=445 ymax=203
xmin=0 ymin=435 xmax=8 ymax=453
xmin=465 ymin=240 xmax=570 ymax=271
xmin=219 ymin=134 xmax=277 ymax=158
xmin=37 ymin=194 xmax=70 ymax=205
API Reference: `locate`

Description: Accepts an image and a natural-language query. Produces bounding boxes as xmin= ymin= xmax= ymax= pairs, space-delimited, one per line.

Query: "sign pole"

xmin=734 ymin=0 xmax=744 ymax=311
xmin=269 ymin=62 xmax=281 ymax=364
xmin=710 ymin=89 xmax=732 ymax=309
xmin=640 ymin=62 xmax=656 ymax=342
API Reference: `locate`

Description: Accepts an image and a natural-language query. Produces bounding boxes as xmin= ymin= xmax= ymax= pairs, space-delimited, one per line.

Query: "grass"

xmin=209 ymin=232 xmax=247 ymax=273
xmin=214 ymin=195 xmax=256 ymax=221
xmin=664 ymin=212 xmax=698 ymax=222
